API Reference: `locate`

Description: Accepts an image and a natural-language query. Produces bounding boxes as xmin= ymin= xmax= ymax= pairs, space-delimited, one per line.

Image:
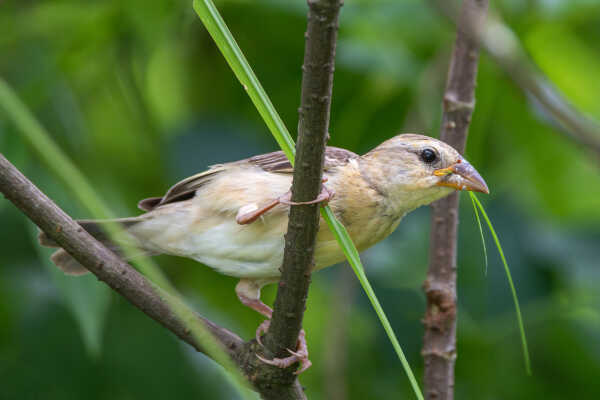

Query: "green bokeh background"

xmin=1 ymin=0 xmax=599 ymax=399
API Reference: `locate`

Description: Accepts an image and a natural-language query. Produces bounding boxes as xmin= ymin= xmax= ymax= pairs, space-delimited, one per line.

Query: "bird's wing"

xmin=137 ymin=168 xmax=224 ymax=211
xmin=247 ymin=147 xmax=359 ymax=174
xmin=138 ymin=147 xmax=359 ymax=211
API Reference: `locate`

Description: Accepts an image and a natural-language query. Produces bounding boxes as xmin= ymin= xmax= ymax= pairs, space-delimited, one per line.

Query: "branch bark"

xmin=0 ymin=153 xmax=244 ymax=358
xmin=422 ymin=1 xmax=488 ymax=400
xmin=257 ymin=0 xmax=343 ymax=398
xmin=0 ymin=153 xmax=310 ymax=398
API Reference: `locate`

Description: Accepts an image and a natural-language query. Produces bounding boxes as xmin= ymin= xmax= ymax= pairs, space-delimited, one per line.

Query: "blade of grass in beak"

xmin=193 ymin=1 xmax=424 ymax=398
xmin=470 ymin=192 xmax=488 ymax=275
xmin=469 ymin=192 xmax=532 ymax=375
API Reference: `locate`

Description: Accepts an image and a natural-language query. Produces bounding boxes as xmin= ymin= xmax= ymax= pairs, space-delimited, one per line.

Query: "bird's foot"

xmin=256 ymin=328 xmax=312 ymax=375
xmin=236 ymin=179 xmax=333 ymax=225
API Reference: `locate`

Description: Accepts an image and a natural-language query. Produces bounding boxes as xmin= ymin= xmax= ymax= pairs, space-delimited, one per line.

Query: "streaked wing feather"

xmin=138 ymin=168 xmax=224 ymax=211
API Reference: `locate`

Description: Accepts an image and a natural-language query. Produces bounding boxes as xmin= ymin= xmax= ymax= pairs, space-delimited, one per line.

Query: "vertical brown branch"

xmin=256 ymin=0 xmax=342 ymax=397
xmin=422 ymin=1 xmax=488 ymax=399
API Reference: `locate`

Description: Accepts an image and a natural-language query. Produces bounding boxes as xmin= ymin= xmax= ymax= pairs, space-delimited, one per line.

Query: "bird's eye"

xmin=420 ymin=148 xmax=437 ymax=164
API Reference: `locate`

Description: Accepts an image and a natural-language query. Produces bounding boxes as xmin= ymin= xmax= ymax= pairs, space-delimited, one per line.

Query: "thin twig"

xmin=0 ymin=154 xmax=243 ymax=358
xmin=422 ymin=1 xmax=488 ymax=400
xmin=256 ymin=0 xmax=343 ymax=398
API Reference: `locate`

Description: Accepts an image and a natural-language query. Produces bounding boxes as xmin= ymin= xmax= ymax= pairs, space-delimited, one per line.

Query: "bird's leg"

xmin=235 ymin=199 xmax=281 ymax=225
xmin=236 ymin=279 xmax=312 ymax=373
xmin=236 ymin=178 xmax=334 ymax=225
xmin=235 ymin=279 xmax=273 ymax=318
xmin=256 ymin=329 xmax=312 ymax=375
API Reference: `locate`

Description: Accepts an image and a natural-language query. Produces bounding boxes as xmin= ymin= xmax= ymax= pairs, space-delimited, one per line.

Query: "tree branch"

xmin=0 ymin=152 xmax=309 ymax=398
xmin=0 ymin=153 xmax=244 ymax=357
xmin=422 ymin=1 xmax=488 ymax=400
xmin=255 ymin=0 xmax=343 ymax=398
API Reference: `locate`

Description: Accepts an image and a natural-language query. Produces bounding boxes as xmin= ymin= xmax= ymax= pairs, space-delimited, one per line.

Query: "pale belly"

xmin=130 ymin=203 xmax=400 ymax=279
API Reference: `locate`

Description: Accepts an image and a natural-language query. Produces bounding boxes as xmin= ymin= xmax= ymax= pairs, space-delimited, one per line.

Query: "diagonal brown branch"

xmin=0 ymin=153 xmax=244 ymax=358
xmin=422 ymin=1 xmax=488 ymax=400
xmin=253 ymin=0 xmax=343 ymax=398
xmin=0 ymin=152 xmax=308 ymax=398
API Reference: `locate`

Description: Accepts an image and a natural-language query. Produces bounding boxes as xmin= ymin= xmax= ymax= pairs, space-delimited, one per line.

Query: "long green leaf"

xmin=469 ymin=192 xmax=532 ymax=375
xmin=193 ymin=1 xmax=424 ymax=398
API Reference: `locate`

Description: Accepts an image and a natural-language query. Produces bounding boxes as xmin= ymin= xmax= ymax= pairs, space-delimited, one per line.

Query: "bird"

xmin=39 ymin=133 xmax=488 ymax=373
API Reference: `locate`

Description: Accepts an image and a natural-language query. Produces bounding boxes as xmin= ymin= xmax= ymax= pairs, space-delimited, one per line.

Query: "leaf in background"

xmin=145 ymin=40 xmax=192 ymax=133
xmin=29 ymin=226 xmax=111 ymax=359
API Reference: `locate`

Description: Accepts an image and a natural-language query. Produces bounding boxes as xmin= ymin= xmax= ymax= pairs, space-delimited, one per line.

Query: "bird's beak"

xmin=434 ymin=159 xmax=489 ymax=194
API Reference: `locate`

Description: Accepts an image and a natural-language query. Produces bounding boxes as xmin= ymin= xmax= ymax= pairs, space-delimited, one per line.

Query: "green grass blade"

xmin=193 ymin=1 xmax=424 ymax=398
xmin=470 ymin=191 xmax=488 ymax=275
xmin=0 ymin=77 xmax=253 ymax=398
xmin=469 ymin=192 xmax=532 ymax=375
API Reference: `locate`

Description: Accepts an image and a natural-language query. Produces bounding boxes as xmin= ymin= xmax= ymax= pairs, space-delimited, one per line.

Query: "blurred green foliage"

xmin=1 ymin=0 xmax=600 ymax=399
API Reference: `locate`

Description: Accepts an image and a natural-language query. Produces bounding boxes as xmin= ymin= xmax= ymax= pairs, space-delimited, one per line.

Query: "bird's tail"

xmin=38 ymin=218 xmax=147 ymax=276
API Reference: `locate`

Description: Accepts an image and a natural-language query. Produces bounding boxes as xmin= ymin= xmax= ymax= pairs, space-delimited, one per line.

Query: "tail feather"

xmin=50 ymin=249 xmax=90 ymax=275
xmin=38 ymin=218 xmax=146 ymax=276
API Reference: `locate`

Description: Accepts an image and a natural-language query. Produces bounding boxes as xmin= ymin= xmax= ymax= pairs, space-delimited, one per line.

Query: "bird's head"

xmin=361 ymin=134 xmax=489 ymax=213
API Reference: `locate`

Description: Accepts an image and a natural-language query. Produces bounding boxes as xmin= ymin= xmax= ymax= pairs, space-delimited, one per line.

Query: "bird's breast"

xmin=313 ymin=165 xmax=398 ymax=270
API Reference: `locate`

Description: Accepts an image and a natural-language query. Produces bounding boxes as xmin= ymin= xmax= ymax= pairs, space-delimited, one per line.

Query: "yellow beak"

xmin=434 ymin=159 xmax=489 ymax=194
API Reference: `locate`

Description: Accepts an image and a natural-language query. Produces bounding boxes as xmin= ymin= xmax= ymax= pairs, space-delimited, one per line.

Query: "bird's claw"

xmin=256 ymin=329 xmax=312 ymax=374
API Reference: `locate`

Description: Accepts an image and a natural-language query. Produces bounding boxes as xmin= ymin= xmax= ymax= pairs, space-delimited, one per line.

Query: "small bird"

xmin=39 ymin=133 xmax=488 ymax=373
